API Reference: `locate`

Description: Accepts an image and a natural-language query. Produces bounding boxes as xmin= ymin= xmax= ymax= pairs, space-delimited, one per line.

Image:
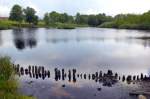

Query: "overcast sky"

xmin=1 ymin=0 xmax=150 ymax=18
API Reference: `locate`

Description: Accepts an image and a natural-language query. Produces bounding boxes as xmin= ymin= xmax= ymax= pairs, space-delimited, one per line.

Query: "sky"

xmin=1 ymin=0 xmax=150 ymax=18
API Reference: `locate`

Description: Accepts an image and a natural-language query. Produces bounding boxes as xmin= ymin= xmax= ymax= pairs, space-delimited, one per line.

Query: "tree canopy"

xmin=9 ymin=4 xmax=23 ymax=22
xmin=43 ymin=12 xmax=112 ymax=26
xmin=8 ymin=4 xmax=150 ymax=30
xmin=24 ymin=7 xmax=38 ymax=25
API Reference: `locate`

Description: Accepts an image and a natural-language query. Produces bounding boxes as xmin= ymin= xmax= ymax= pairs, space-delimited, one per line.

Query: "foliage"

xmin=43 ymin=11 xmax=74 ymax=25
xmin=7 ymin=4 xmax=39 ymax=28
xmin=88 ymin=15 xmax=99 ymax=26
xmin=9 ymin=4 xmax=23 ymax=22
xmin=0 ymin=20 xmax=14 ymax=30
xmin=75 ymin=13 xmax=112 ymax=26
xmin=100 ymin=11 xmax=150 ymax=29
xmin=0 ymin=56 xmax=35 ymax=99
xmin=24 ymin=7 xmax=38 ymax=25
xmin=4 ymin=4 xmax=150 ymax=30
xmin=56 ymin=23 xmax=75 ymax=29
xmin=43 ymin=11 xmax=111 ymax=27
xmin=0 ymin=57 xmax=13 ymax=80
xmin=75 ymin=13 xmax=88 ymax=24
xmin=44 ymin=13 xmax=50 ymax=25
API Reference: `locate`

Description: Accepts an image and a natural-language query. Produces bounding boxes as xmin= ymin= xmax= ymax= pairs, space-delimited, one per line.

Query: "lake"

xmin=0 ymin=27 xmax=150 ymax=99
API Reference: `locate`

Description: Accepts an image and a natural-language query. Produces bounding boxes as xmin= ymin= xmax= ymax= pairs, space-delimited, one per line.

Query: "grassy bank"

xmin=0 ymin=20 xmax=37 ymax=30
xmin=38 ymin=22 xmax=76 ymax=29
xmin=38 ymin=21 xmax=88 ymax=29
xmin=99 ymin=21 xmax=150 ymax=30
xmin=0 ymin=56 xmax=35 ymax=99
xmin=99 ymin=12 xmax=150 ymax=30
xmin=0 ymin=19 xmax=88 ymax=30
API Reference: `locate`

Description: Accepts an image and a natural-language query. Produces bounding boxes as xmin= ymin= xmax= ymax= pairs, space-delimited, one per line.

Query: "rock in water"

xmin=138 ymin=95 xmax=147 ymax=99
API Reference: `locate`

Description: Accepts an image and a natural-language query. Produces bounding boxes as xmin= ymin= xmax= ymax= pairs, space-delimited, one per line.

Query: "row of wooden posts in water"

xmin=13 ymin=64 xmax=150 ymax=86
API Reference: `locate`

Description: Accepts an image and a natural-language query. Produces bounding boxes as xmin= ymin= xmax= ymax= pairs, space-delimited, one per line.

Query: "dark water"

xmin=0 ymin=28 xmax=150 ymax=99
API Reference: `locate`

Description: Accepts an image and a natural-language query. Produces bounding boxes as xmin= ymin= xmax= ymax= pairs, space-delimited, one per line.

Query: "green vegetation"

xmin=9 ymin=5 xmax=23 ymax=23
xmin=23 ymin=7 xmax=38 ymax=25
xmin=53 ymin=23 xmax=75 ymax=29
xmin=0 ymin=4 xmax=111 ymax=30
xmin=43 ymin=11 xmax=112 ymax=27
xmin=9 ymin=4 xmax=38 ymax=27
xmin=0 ymin=20 xmax=37 ymax=30
xmin=0 ymin=56 xmax=35 ymax=99
xmin=0 ymin=20 xmax=15 ymax=30
xmin=1 ymin=4 xmax=150 ymax=30
xmin=100 ymin=11 xmax=150 ymax=30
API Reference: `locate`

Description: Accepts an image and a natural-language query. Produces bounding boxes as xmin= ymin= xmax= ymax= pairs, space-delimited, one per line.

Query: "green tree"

xmin=33 ymin=15 xmax=38 ymax=25
xmin=9 ymin=4 xmax=23 ymax=22
xmin=75 ymin=13 xmax=89 ymax=24
xmin=75 ymin=13 xmax=81 ymax=24
xmin=24 ymin=7 xmax=38 ymax=25
xmin=59 ymin=13 xmax=69 ymax=23
xmin=68 ymin=16 xmax=74 ymax=23
xmin=88 ymin=15 xmax=98 ymax=26
xmin=44 ymin=13 xmax=50 ymax=25
xmin=49 ymin=11 xmax=60 ymax=23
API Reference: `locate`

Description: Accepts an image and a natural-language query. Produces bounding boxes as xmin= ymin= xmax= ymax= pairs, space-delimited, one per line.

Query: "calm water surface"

xmin=0 ymin=28 xmax=150 ymax=99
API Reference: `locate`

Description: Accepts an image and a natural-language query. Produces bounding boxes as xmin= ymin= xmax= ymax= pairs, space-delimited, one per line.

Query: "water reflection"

xmin=0 ymin=28 xmax=150 ymax=76
xmin=11 ymin=28 xmax=150 ymax=49
xmin=13 ymin=29 xmax=37 ymax=50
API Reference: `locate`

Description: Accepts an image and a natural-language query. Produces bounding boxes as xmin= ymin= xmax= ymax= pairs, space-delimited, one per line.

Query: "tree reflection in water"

xmin=13 ymin=29 xmax=37 ymax=50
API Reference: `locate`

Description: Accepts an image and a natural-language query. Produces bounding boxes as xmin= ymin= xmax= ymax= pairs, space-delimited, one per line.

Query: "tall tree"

xmin=59 ymin=13 xmax=69 ymax=23
xmin=9 ymin=4 xmax=23 ymax=22
xmin=75 ymin=13 xmax=81 ymax=24
xmin=24 ymin=7 xmax=37 ymax=24
xmin=75 ymin=13 xmax=88 ymax=24
xmin=33 ymin=15 xmax=38 ymax=25
xmin=49 ymin=11 xmax=60 ymax=23
xmin=44 ymin=13 xmax=50 ymax=25
xmin=88 ymin=15 xmax=98 ymax=26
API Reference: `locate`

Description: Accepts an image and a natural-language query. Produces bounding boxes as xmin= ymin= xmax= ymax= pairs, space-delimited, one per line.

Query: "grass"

xmin=0 ymin=20 xmax=34 ymax=30
xmin=54 ymin=23 xmax=76 ymax=29
xmin=38 ymin=21 xmax=88 ymax=29
xmin=0 ymin=20 xmax=89 ymax=30
xmin=0 ymin=20 xmax=15 ymax=30
xmin=0 ymin=56 xmax=35 ymax=99
xmin=99 ymin=20 xmax=150 ymax=30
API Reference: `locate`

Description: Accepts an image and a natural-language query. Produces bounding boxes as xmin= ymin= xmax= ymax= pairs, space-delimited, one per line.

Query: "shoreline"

xmin=1 ymin=24 xmax=150 ymax=31
xmin=0 ymin=20 xmax=89 ymax=30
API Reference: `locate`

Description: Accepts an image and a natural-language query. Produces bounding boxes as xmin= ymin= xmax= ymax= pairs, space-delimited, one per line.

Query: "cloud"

xmin=21 ymin=0 xmax=42 ymax=16
xmin=0 ymin=0 xmax=43 ymax=17
xmin=1 ymin=0 xmax=150 ymax=17
xmin=80 ymin=9 xmax=102 ymax=15
xmin=0 ymin=5 xmax=10 ymax=16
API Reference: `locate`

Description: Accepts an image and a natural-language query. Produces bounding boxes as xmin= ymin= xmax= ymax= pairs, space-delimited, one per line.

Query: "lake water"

xmin=0 ymin=28 xmax=150 ymax=99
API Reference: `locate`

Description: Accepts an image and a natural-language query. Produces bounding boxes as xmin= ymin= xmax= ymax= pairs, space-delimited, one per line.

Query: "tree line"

xmin=43 ymin=12 xmax=113 ymax=26
xmin=9 ymin=4 xmax=113 ymax=27
xmin=9 ymin=4 xmax=150 ymax=29
xmin=9 ymin=4 xmax=38 ymax=25
xmin=100 ymin=11 xmax=150 ymax=29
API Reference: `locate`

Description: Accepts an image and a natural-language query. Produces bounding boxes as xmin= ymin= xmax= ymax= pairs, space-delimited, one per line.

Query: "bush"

xmin=0 ymin=56 xmax=13 ymax=80
xmin=99 ymin=22 xmax=117 ymax=28
xmin=56 ymin=23 xmax=75 ymax=29
xmin=0 ymin=56 xmax=35 ymax=99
